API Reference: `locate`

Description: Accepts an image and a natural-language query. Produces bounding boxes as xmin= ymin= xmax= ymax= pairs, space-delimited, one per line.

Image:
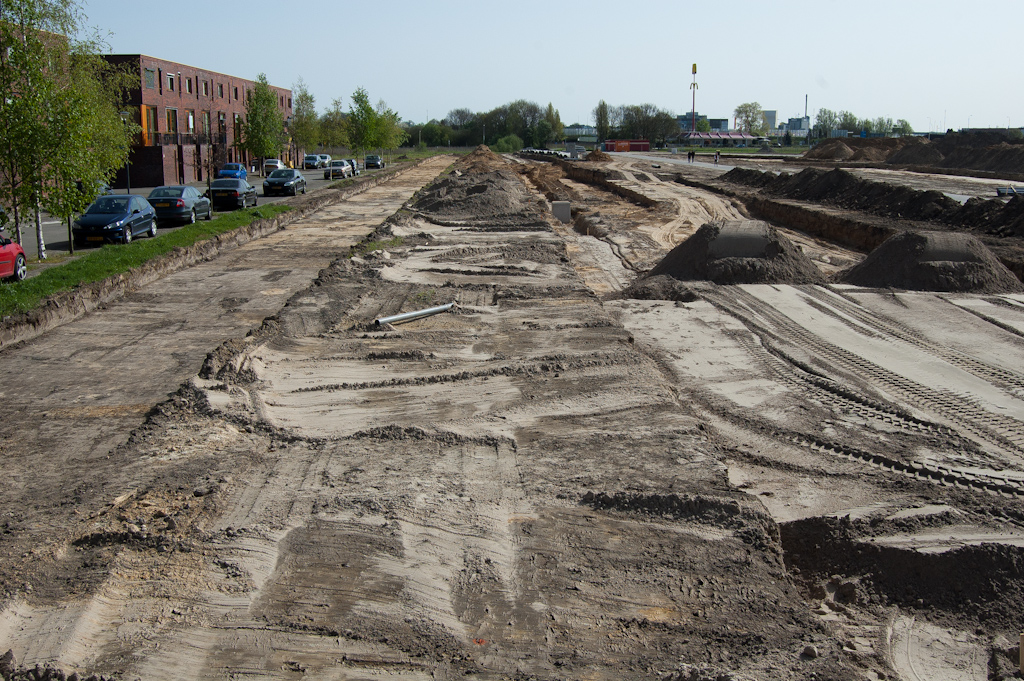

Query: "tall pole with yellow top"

xmin=690 ymin=64 xmax=698 ymax=143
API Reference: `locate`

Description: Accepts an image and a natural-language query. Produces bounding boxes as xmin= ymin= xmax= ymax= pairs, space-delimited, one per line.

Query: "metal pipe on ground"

xmin=375 ymin=302 xmax=456 ymax=327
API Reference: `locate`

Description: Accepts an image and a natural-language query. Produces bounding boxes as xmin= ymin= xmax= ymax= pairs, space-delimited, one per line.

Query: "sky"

xmin=81 ymin=0 xmax=1021 ymax=134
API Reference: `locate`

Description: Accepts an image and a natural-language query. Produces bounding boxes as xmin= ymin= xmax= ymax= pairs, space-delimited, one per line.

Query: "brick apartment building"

xmin=103 ymin=55 xmax=294 ymax=188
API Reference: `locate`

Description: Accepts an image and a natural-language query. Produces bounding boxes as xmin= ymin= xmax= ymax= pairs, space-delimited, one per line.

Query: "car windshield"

xmin=269 ymin=169 xmax=294 ymax=178
xmin=149 ymin=187 xmax=184 ymax=198
xmin=331 ymin=161 xmax=346 ymax=166
xmin=87 ymin=197 xmax=129 ymax=214
xmin=304 ymin=155 xmax=317 ymax=161
xmin=211 ymin=179 xmax=241 ymax=188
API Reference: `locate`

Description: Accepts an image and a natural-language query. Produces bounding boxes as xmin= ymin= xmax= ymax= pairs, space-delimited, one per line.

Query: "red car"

xmin=0 ymin=235 xmax=27 ymax=282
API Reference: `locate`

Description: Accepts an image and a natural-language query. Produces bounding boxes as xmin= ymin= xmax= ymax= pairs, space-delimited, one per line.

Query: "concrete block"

xmin=552 ymin=201 xmax=571 ymax=224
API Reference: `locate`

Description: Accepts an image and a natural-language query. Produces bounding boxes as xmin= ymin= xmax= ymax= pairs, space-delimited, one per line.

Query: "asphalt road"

xmin=9 ymin=162 xmax=386 ymax=260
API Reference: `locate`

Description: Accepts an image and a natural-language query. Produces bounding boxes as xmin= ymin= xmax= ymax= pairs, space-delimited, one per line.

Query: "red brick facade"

xmin=104 ymin=55 xmax=293 ymax=188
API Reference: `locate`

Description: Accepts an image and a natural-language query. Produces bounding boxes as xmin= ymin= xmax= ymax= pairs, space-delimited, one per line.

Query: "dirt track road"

xmin=0 ymin=156 xmax=453 ymax=599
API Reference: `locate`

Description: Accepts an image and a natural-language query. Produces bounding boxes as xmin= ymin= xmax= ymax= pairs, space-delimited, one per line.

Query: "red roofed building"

xmin=102 ymin=55 xmax=294 ymax=188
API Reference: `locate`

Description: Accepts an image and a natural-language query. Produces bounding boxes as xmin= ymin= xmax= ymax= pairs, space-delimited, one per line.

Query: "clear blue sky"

xmin=82 ymin=0 xmax=1020 ymax=133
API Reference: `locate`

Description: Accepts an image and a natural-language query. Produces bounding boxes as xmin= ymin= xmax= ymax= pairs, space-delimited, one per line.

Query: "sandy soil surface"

xmin=1 ymin=149 xmax=1024 ymax=681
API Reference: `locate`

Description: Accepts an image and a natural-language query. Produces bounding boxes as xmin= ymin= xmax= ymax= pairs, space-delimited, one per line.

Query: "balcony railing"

xmin=140 ymin=132 xmax=228 ymax=147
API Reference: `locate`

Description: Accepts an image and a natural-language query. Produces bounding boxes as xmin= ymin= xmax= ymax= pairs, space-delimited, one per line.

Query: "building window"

xmin=233 ymin=86 xmax=238 ymax=100
xmin=203 ymin=80 xmax=209 ymax=97
xmin=186 ymin=78 xmax=193 ymax=94
xmin=202 ymin=111 xmax=211 ymax=136
xmin=185 ymin=110 xmax=195 ymax=134
xmin=218 ymin=112 xmax=226 ymax=134
xmin=279 ymin=95 xmax=284 ymax=107
xmin=218 ymin=83 xmax=223 ymax=98
xmin=166 ymin=108 xmax=178 ymax=134
xmin=167 ymin=74 xmax=175 ymax=92
xmin=287 ymin=97 xmax=291 ymax=108
xmin=144 ymin=69 xmax=156 ymax=89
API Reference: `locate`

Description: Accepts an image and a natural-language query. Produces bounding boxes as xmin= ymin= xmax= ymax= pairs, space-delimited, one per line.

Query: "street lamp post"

xmin=119 ymin=111 xmax=132 ymax=194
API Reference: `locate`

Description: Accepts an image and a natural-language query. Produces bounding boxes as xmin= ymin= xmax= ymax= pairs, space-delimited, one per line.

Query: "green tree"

xmin=240 ymin=73 xmax=284 ymax=170
xmin=344 ymin=87 xmax=375 ymax=154
xmin=444 ymin=108 xmax=475 ymax=128
xmin=372 ymin=99 xmax=408 ymax=155
xmin=491 ymin=134 xmax=522 ymax=153
xmin=0 ymin=0 xmax=135 ymax=257
xmin=593 ymin=100 xmax=610 ymax=142
xmin=695 ymin=118 xmax=712 ymax=133
xmin=837 ymin=110 xmax=859 ymax=132
xmin=544 ymin=103 xmax=563 ymax=142
xmin=873 ymin=116 xmax=894 ymax=136
xmin=893 ymin=119 xmax=914 ymax=136
xmin=733 ymin=102 xmax=766 ymax=135
xmin=289 ymin=77 xmax=319 ymax=154
xmin=534 ymin=120 xmax=552 ymax=148
xmin=319 ymin=98 xmax=348 ymax=148
xmin=815 ymin=108 xmax=839 ymax=137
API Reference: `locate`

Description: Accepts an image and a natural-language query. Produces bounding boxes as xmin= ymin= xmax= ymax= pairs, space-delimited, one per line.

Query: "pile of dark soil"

xmin=805 ymin=137 xmax=909 ymax=163
xmin=585 ymin=149 xmax=612 ymax=162
xmin=806 ymin=131 xmax=1024 ymax=176
xmin=411 ymin=147 xmax=547 ymax=227
xmin=722 ymin=167 xmax=1024 ymax=237
xmin=839 ymin=230 xmax=1024 ymax=292
xmin=638 ymin=220 xmax=826 ymax=286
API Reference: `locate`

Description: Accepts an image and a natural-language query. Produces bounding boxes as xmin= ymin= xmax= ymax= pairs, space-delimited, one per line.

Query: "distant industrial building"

xmin=677 ymin=112 xmax=708 ymax=133
xmin=102 ymin=54 xmax=294 ymax=188
xmin=763 ymin=110 xmax=777 ymax=131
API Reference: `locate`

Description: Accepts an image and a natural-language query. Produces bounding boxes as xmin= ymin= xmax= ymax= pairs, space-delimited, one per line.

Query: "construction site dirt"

xmin=2 ymin=146 xmax=1024 ymax=681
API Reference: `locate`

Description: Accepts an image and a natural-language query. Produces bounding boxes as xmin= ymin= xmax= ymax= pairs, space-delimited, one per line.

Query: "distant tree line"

xmin=814 ymin=108 xmax=913 ymax=138
xmin=591 ymin=100 xmax=679 ymax=145
xmin=288 ymin=81 xmax=407 ymax=156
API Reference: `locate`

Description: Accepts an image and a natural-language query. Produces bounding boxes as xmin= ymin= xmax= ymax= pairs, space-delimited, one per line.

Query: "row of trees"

xmin=0 ymin=0 xmax=137 ymax=257
xmin=592 ymin=101 xmax=679 ymax=145
xmin=288 ymin=80 xmax=407 ymax=156
xmin=814 ymin=108 xmax=913 ymax=137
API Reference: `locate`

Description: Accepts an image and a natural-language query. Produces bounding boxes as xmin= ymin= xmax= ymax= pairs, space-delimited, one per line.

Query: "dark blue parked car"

xmin=73 ymin=195 xmax=157 ymax=246
xmin=217 ymin=163 xmax=248 ymax=180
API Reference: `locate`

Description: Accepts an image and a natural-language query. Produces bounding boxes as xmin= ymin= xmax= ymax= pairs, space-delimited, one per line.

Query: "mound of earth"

xmin=721 ymin=167 xmax=1024 ymax=235
xmin=639 ymin=220 xmax=827 ymax=286
xmin=839 ymin=230 xmax=1024 ymax=292
xmin=886 ymin=137 xmax=945 ymax=165
xmin=805 ymin=137 xmax=909 ymax=162
xmin=411 ymin=147 xmax=548 ymax=227
xmin=585 ymin=149 xmax=612 ymax=162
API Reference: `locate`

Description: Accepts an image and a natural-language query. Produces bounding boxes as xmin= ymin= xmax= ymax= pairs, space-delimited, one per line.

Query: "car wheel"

xmin=149 ymin=220 xmax=158 ymax=237
xmin=301 ymin=185 xmax=306 ymax=194
xmin=188 ymin=209 xmax=196 ymax=225
xmin=205 ymin=206 xmax=213 ymax=220
xmin=11 ymin=254 xmax=27 ymax=282
xmin=253 ymin=195 xmax=258 ymax=206
xmin=291 ymin=186 xmax=297 ymax=196
xmin=123 ymin=227 xmax=132 ymax=244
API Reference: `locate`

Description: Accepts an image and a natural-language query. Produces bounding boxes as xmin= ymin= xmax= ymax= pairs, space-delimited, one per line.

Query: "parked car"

xmin=365 ymin=154 xmax=384 ymax=169
xmin=324 ymin=159 xmax=352 ymax=180
xmin=147 ymin=185 xmax=212 ymax=224
xmin=303 ymin=154 xmax=320 ymax=170
xmin=345 ymin=159 xmax=361 ymax=176
xmin=207 ymin=178 xmax=258 ymax=210
xmin=263 ymin=159 xmax=286 ymax=175
xmin=263 ymin=169 xmax=307 ymax=196
xmin=217 ymin=163 xmax=248 ymax=180
xmin=317 ymin=154 xmax=332 ymax=168
xmin=0 ymin=234 xmax=27 ymax=282
xmin=72 ymin=195 xmax=157 ymax=246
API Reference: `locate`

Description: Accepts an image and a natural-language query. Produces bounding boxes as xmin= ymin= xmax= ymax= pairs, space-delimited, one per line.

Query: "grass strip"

xmin=0 ymin=205 xmax=290 ymax=317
